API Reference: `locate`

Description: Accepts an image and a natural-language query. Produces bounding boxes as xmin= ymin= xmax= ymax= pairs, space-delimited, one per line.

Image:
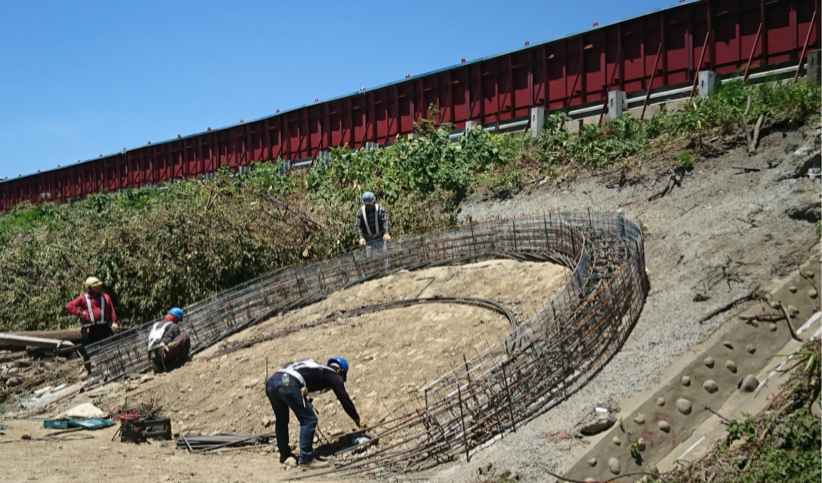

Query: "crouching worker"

xmin=147 ymin=308 xmax=191 ymax=373
xmin=265 ymin=357 xmax=366 ymax=468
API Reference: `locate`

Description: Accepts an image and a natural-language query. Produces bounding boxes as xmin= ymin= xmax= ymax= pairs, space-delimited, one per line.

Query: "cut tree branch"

xmin=778 ymin=302 xmax=803 ymax=342
xmin=742 ymin=95 xmax=753 ymax=149
xmin=698 ymin=288 xmax=759 ymax=324
xmin=741 ymin=95 xmax=765 ymax=155
xmin=619 ymin=169 xmax=679 ymax=207
xmin=750 ymin=112 xmax=764 ymax=154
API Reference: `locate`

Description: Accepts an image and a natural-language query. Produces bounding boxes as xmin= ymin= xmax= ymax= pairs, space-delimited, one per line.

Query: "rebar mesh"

xmin=87 ymin=211 xmax=647 ymax=477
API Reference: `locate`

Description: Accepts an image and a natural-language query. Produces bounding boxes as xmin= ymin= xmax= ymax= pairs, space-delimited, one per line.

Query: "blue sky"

xmin=0 ymin=0 xmax=680 ymax=179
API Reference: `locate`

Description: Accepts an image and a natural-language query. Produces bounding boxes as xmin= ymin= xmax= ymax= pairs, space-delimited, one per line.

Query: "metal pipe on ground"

xmin=0 ymin=333 xmax=75 ymax=351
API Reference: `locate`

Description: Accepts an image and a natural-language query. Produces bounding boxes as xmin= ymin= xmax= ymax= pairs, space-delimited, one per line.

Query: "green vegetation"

xmin=0 ymin=79 xmax=818 ymax=332
xmin=0 ymin=165 xmax=457 ymax=332
xmin=677 ymin=151 xmax=694 ymax=170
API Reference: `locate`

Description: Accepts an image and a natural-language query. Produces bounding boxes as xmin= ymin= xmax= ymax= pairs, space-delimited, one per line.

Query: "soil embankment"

xmin=431 ymin=124 xmax=821 ymax=482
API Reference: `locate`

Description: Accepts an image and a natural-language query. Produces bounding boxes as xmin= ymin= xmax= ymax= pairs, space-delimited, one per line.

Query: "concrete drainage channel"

xmin=563 ymin=255 xmax=821 ymax=482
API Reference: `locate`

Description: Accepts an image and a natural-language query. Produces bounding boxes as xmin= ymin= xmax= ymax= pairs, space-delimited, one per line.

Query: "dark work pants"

xmin=162 ymin=332 xmax=191 ymax=363
xmin=149 ymin=333 xmax=191 ymax=372
xmin=79 ymin=325 xmax=114 ymax=371
xmin=265 ymin=377 xmax=318 ymax=463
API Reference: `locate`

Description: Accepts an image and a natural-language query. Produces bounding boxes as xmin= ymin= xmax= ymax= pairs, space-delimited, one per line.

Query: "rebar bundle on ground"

xmin=176 ymin=433 xmax=272 ymax=453
xmin=88 ymin=211 xmax=647 ymax=478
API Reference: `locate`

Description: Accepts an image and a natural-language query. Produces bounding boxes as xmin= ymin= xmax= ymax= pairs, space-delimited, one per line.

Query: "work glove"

xmin=356 ymin=418 xmax=367 ymax=429
xmin=359 ymin=238 xmax=367 ymax=247
xmin=111 ymin=323 xmax=119 ymax=333
xmin=301 ymin=386 xmax=309 ymax=398
xmin=162 ymin=344 xmax=169 ymax=354
xmin=382 ymin=234 xmax=391 ymax=241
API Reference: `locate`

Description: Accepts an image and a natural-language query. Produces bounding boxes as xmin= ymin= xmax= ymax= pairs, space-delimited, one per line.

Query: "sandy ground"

xmin=1 ymin=260 xmax=568 ymax=483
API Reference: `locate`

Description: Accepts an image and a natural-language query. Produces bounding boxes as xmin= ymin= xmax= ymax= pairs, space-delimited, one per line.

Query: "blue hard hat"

xmin=327 ymin=357 xmax=350 ymax=381
xmin=361 ymin=191 xmax=376 ymax=205
xmin=169 ymin=308 xmax=184 ymax=321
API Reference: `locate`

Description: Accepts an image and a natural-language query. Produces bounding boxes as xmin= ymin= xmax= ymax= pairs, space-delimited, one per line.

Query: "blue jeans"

xmin=265 ymin=377 xmax=318 ymax=463
xmin=363 ymin=236 xmax=389 ymax=272
xmin=365 ymin=237 xmax=384 ymax=250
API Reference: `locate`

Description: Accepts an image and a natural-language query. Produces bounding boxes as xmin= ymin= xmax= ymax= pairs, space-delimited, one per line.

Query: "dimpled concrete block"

xmin=563 ymin=259 xmax=820 ymax=483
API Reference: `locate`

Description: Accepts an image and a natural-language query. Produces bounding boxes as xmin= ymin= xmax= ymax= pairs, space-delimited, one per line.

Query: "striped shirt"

xmin=355 ymin=204 xmax=389 ymax=239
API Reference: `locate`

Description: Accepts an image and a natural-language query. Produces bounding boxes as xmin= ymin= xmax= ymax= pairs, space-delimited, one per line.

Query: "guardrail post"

xmin=808 ymin=50 xmax=821 ymax=85
xmin=697 ymin=70 xmax=716 ymax=98
xmin=529 ymin=107 xmax=546 ymax=137
xmin=464 ymin=121 xmax=480 ymax=136
xmin=607 ymin=91 xmax=625 ymax=120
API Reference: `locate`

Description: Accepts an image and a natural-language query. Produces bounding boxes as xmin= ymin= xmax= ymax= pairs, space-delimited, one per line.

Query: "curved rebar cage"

xmin=88 ymin=210 xmax=648 ymax=477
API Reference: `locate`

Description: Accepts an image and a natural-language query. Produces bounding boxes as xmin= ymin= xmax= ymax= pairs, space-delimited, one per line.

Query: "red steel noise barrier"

xmin=1 ymin=0 xmax=818 ymax=209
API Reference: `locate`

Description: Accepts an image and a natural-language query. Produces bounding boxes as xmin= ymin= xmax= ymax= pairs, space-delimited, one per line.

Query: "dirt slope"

xmin=430 ymin=124 xmax=821 ymax=482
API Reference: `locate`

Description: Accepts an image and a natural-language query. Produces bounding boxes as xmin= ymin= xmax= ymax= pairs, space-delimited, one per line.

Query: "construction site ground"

xmin=2 ymin=123 xmax=820 ymax=483
xmin=1 ymin=260 xmax=570 ymax=483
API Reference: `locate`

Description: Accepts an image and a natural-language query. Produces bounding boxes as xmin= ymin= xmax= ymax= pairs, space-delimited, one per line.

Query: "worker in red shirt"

xmin=64 ymin=277 xmax=118 ymax=375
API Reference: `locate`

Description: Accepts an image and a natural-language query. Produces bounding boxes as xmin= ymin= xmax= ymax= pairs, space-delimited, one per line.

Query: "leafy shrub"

xmin=0 ymin=168 xmax=454 ymax=331
xmin=677 ymin=151 xmax=694 ymax=170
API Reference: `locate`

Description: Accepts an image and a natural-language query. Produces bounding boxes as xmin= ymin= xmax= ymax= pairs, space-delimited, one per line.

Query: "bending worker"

xmin=265 ymin=357 xmax=365 ymax=468
xmin=356 ymin=191 xmax=390 ymax=249
xmin=147 ymin=308 xmax=191 ymax=373
xmin=64 ymin=277 xmax=118 ymax=375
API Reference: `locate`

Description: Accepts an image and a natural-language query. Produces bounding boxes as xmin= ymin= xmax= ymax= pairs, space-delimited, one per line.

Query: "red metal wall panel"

xmin=1 ymin=0 xmax=818 ymax=209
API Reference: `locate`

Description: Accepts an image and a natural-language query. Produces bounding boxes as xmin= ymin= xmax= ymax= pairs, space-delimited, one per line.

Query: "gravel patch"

xmin=429 ymin=125 xmax=821 ymax=482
